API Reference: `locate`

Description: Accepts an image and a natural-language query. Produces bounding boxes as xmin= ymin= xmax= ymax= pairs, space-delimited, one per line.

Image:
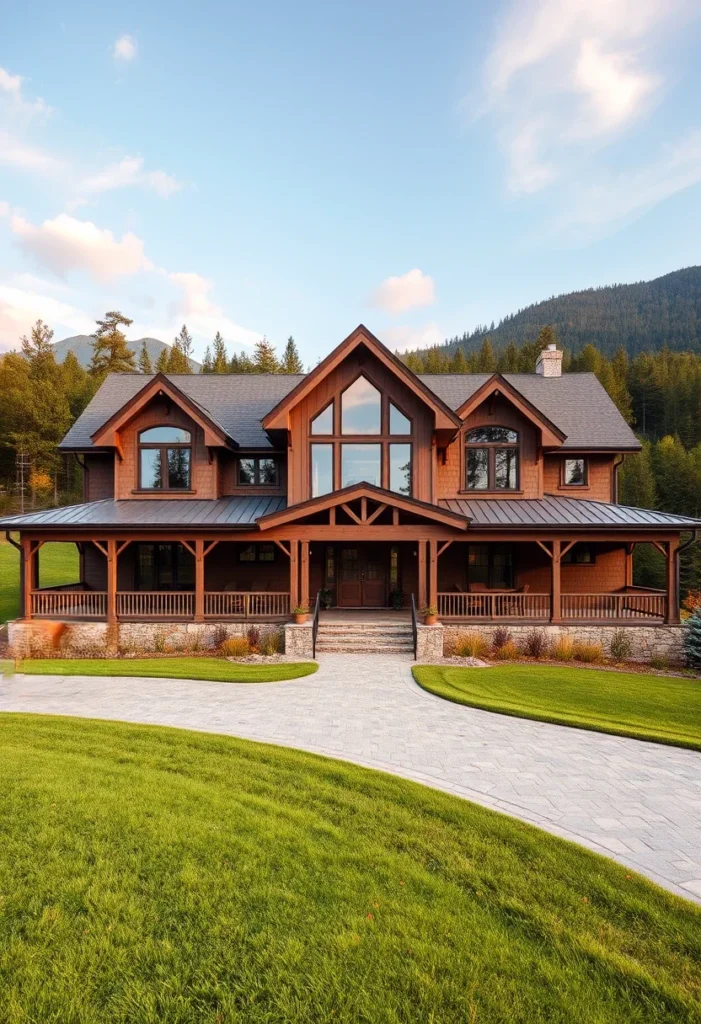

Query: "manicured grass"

xmin=0 ymin=536 xmax=79 ymax=624
xmin=413 ymin=663 xmax=701 ymax=750
xmin=0 ymin=716 xmax=699 ymax=1023
xmin=18 ymin=656 xmax=318 ymax=683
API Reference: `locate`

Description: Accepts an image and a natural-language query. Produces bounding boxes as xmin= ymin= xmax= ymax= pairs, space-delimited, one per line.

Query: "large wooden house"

xmin=3 ymin=326 xmax=699 ymax=655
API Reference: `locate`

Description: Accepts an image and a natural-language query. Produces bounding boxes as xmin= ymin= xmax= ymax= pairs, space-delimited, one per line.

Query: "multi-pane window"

xmin=311 ymin=403 xmax=333 ymax=434
xmin=467 ymin=544 xmax=513 ymax=588
xmin=342 ymin=444 xmax=382 ymax=488
xmin=311 ymin=444 xmax=334 ymax=497
xmin=465 ymin=427 xmax=519 ymax=491
xmin=389 ymin=402 xmax=411 ymax=434
xmin=136 ymin=543 xmax=194 ymax=590
xmin=139 ymin=426 xmax=191 ymax=490
xmin=238 ymin=457 xmax=278 ymax=485
xmin=239 ymin=543 xmax=276 ymax=562
xmin=563 ymin=458 xmax=587 ymax=486
xmin=341 ymin=377 xmax=381 ymax=434
xmin=389 ymin=443 xmax=411 ymax=495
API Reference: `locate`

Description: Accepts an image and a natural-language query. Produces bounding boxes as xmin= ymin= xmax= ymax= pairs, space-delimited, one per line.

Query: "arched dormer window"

xmin=465 ymin=426 xmax=519 ymax=491
xmin=139 ymin=426 xmax=192 ymax=490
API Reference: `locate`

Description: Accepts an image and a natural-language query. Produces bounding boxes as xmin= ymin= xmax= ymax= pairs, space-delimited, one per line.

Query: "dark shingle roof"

xmin=60 ymin=374 xmax=305 ymax=450
xmin=419 ymin=373 xmax=640 ymax=449
xmin=440 ymin=495 xmax=701 ymax=529
xmin=61 ymin=369 xmax=638 ymax=451
xmin=0 ymin=496 xmax=286 ymax=529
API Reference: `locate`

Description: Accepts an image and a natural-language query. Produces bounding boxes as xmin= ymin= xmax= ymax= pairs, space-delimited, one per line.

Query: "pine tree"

xmin=253 ymin=336 xmax=280 ymax=373
xmin=138 ymin=341 xmax=152 ymax=374
xmin=168 ymin=326 xmax=193 ymax=373
xmin=155 ymin=347 xmax=170 ymax=373
xmin=175 ymin=324 xmax=194 ymax=366
xmin=404 ymin=352 xmax=424 ymax=373
xmin=476 ymin=337 xmax=497 ymax=373
xmin=89 ymin=312 xmax=136 ymax=378
xmin=449 ymin=348 xmax=469 ymax=373
xmin=683 ymin=609 xmax=701 ymax=667
xmin=500 ymin=341 xmax=520 ymax=373
xmin=21 ymin=319 xmax=54 ymax=363
xmin=200 ymin=345 xmax=214 ymax=373
xmin=423 ymin=347 xmax=448 ymax=373
xmin=536 ymin=324 xmax=559 ymax=353
xmin=212 ymin=331 xmax=229 ymax=373
xmin=61 ymin=351 xmax=94 ymax=419
xmin=281 ymin=336 xmax=303 ymax=373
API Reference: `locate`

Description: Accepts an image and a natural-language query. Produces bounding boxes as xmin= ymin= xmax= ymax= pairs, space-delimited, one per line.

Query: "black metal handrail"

xmin=410 ymin=593 xmax=418 ymax=660
xmin=312 ymin=589 xmax=321 ymax=658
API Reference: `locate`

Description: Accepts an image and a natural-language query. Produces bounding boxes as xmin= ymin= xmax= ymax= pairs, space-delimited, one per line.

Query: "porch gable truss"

xmin=256 ymin=482 xmax=470 ymax=532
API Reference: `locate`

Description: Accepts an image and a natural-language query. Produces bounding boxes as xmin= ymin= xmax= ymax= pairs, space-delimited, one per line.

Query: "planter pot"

xmin=294 ymin=613 xmax=308 ymax=625
xmin=423 ymin=614 xmax=438 ymax=626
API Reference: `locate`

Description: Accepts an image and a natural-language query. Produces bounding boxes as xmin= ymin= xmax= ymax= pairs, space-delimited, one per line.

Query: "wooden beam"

xmin=300 ymin=540 xmax=310 ymax=608
xmin=361 ymin=497 xmax=368 ymax=522
xmin=437 ymin=541 xmax=453 ymax=558
xmin=22 ymin=537 xmax=33 ymax=619
xmin=329 ymin=506 xmax=336 ymax=525
xmin=418 ymin=541 xmax=427 ymax=610
xmin=428 ymin=539 xmax=438 ymax=611
xmin=92 ymin=539 xmax=109 ymax=557
xmin=550 ymin=539 xmax=561 ymax=623
xmin=203 ymin=540 xmax=220 ymax=558
xmin=560 ymin=540 xmax=577 ymax=560
xmin=194 ymin=538 xmax=205 ymax=622
xmin=272 ymin=539 xmax=291 ymax=557
xmin=666 ymin=539 xmax=679 ymax=624
xmin=180 ymin=539 xmax=197 ymax=558
xmin=341 ymin=503 xmax=363 ymax=525
xmin=392 ymin=508 xmax=399 ymax=526
xmin=106 ymin=539 xmax=117 ymax=625
xmin=651 ymin=540 xmax=667 ymax=557
xmin=535 ymin=539 xmax=553 ymax=559
xmin=365 ymin=503 xmax=387 ymax=526
xmin=289 ymin=540 xmax=299 ymax=609
xmin=116 ymin=540 xmax=132 ymax=556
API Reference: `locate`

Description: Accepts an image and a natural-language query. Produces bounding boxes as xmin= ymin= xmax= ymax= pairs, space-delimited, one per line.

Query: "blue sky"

xmin=1 ymin=0 xmax=701 ymax=365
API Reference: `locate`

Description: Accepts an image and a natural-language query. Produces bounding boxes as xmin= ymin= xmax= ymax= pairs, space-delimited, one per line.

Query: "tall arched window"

xmin=139 ymin=426 xmax=192 ymax=490
xmin=465 ymin=426 xmax=519 ymax=490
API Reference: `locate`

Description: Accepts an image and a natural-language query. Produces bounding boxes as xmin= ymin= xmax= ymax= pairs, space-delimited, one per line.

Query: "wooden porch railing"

xmin=438 ymin=592 xmax=551 ymax=619
xmin=31 ymin=589 xmax=107 ymax=619
xmin=204 ymin=592 xmax=290 ymax=618
xmin=117 ymin=591 xmax=194 ymax=619
xmin=561 ymin=593 xmax=667 ymax=620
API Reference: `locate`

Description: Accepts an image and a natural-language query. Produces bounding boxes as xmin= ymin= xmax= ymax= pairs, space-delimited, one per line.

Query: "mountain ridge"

xmin=51 ymin=335 xmax=201 ymax=371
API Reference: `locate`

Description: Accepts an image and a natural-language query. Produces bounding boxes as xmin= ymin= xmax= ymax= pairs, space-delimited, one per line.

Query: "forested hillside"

xmin=404 ymin=266 xmax=701 ymax=361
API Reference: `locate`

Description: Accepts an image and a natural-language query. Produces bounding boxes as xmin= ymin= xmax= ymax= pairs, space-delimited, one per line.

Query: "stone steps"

xmin=315 ymin=622 xmax=414 ymax=654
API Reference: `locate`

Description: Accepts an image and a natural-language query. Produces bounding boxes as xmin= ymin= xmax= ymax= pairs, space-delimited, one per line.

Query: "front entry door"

xmin=338 ymin=546 xmax=387 ymax=607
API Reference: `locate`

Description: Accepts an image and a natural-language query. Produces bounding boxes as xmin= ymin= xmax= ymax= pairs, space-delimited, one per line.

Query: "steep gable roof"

xmin=449 ymin=373 xmax=566 ymax=447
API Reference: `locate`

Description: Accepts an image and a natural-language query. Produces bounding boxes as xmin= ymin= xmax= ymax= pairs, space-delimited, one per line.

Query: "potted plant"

xmin=319 ymin=588 xmax=333 ymax=610
xmin=422 ymin=605 xmax=438 ymax=626
xmin=292 ymin=604 xmax=309 ymax=624
xmin=389 ymin=588 xmax=404 ymax=611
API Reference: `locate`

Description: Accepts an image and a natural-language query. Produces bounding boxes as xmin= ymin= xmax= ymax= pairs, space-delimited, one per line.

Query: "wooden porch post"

xmin=300 ymin=541 xmax=310 ymax=608
xmin=666 ymin=538 xmax=680 ymax=624
xmin=418 ymin=540 xmax=427 ymax=610
xmin=194 ymin=538 xmax=205 ymax=622
xmin=625 ymin=542 xmax=635 ymax=588
xmin=106 ymin=539 xmax=117 ymax=624
xmin=22 ymin=537 xmax=34 ymax=620
xmin=289 ymin=540 xmax=299 ymax=610
xmin=550 ymin=539 xmax=562 ymax=623
xmin=428 ymin=539 xmax=438 ymax=611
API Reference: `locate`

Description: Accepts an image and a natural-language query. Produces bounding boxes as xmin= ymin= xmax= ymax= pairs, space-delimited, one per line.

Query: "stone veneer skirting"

xmin=442 ymin=623 xmax=686 ymax=664
xmin=8 ymin=619 xmax=284 ymax=657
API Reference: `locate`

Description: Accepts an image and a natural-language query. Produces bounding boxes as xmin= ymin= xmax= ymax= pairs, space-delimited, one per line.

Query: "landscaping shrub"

xmin=492 ymin=639 xmax=519 ymax=661
xmin=246 ymin=626 xmax=261 ymax=653
xmin=683 ymin=609 xmax=701 ymax=668
xmin=609 ymin=629 xmax=633 ymax=662
xmin=682 ymin=590 xmax=701 ymax=614
xmin=153 ymin=631 xmax=167 ymax=653
xmin=259 ymin=631 xmax=282 ymax=655
xmin=213 ymin=624 xmax=229 ymax=650
xmin=451 ymin=632 xmax=490 ymax=659
xmin=220 ymin=637 xmax=251 ymax=658
xmin=522 ymin=629 xmax=548 ymax=659
xmin=492 ymin=626 xmax=511 ymax=651
xmin=572 ymin=641 xmax=604 ymax=664
xmin=552 ymin=636 xmax=574 ymax=661
xmin=650 ymin=654 xmax=669 ymax=671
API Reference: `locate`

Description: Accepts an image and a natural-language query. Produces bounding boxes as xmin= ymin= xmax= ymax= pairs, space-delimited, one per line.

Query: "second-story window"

xmin=139 ymin=426 xmax=191 ymax=490
xmin=238 ymin=457 xmax=279 ymax=485
xmin=465 ymin=426 xmax=519 ymax=491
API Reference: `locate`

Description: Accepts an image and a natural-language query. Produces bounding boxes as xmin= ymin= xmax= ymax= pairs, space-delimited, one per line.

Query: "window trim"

xmin=137 ymin=424 xmax=192 ymax=491
xmin=560 ymin=457 xmax=589 ymax=488
xmin=237 ymin=455 xmax=280 ymax=487
xmin=463 ymin=425 xmax=521 ymax=492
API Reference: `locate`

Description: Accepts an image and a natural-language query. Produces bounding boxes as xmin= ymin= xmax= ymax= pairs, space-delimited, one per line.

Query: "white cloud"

xmin=113 ymin=35 xmax=137 ymax=62
xmin=0 ymin=281 xmax=93 ymax=352
xmin=383 ymin=322 xmax=443 ymax=352
xmin=0 ymin=65 xmax=51 ymax=120
xmin=0 ymin=131 xmax=65 ymax=175
xmin=10 ymin=212 xmax=152 ymax=280
xmin=477 ymin=0 xmax=684 ymax=194
xmin=167 ymin=272 xmax=263 ymax=349
xmin=370 ymin=269 xmax=435 ymax=313
xmin=0 ymin=200 xmax=9 ymax=217
xmin=79 ymin=156 xmax=181 ymax=199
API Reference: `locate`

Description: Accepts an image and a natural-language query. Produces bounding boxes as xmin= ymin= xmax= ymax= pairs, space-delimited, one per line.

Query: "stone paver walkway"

xmin=2 ymin=655 xmax=701 ymax=903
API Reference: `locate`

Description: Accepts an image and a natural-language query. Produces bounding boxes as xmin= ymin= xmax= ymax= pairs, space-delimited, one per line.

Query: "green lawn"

xmin=0 ymin=536 xmax=79 ymax=624
xmin=413 ymin=663 xmax=701 ymax=750
xmin=0 ymin=716 xmax=699 ymax=1023
xmin=17 ymin=657 xmax=318 ymax=683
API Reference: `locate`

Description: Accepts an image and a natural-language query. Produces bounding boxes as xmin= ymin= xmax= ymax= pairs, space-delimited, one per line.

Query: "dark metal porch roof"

xmin=440 ymin=494 xmax=701 ymax=529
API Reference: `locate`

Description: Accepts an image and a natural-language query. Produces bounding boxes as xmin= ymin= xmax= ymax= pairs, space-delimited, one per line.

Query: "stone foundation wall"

xmin=283 ymin=622 xmax=314 ymax=659
xmin=415 ymin=624 xmax=443 ymax=660
xmin=442 ymin=622 xmax=686 ymax=664
xmin=8 ymin=619 xmax=284 ymax=657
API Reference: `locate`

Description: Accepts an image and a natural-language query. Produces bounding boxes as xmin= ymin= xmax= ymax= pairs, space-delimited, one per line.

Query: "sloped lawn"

xmin=0 ymin=715 xmax=699 ymax=1023
xmin=17 ymin=657 xmax=318 ymax=683
xmin=413 ymin=663 xmax=701 ymax=750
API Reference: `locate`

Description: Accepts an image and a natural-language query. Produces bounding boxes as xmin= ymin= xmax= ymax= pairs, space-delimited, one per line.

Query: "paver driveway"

xmin=2 ymin=654 xmax=701 ymax=903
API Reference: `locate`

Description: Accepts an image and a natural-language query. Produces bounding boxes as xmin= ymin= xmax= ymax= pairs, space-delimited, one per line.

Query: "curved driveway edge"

xmin=2 ymin=654 xmax=701 ymax=904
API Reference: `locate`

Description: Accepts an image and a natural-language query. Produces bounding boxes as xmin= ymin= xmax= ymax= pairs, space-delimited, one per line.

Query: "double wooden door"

xmin=337 ymin=545 xmax=388 ymax=607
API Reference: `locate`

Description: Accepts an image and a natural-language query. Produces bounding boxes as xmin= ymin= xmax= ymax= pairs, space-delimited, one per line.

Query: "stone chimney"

xmin=535 ymin=343 xmax=562 ymax=377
